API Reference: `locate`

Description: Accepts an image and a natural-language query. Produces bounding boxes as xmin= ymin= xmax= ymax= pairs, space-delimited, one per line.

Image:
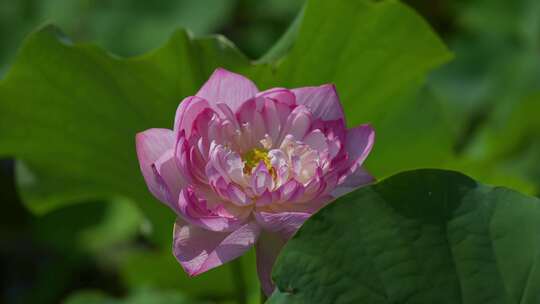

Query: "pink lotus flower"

xmin=136 ymin=68 xmax=375 ymax=295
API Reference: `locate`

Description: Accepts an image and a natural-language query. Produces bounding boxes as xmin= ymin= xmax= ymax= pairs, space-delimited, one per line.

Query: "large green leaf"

xmin=0 ymin=25 xmax=253 ymax=244
xmin=268 ymin=169 xmax=540 ymax=303
xmin=253 ymin=0 xmax=454 ymax=178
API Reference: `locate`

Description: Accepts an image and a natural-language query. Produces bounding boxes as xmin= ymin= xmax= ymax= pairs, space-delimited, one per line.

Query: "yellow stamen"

xmin=242 ymin=148 xmax=275 ymax=178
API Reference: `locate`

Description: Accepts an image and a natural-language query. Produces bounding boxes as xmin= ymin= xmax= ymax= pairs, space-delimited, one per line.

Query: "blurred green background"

xmin=1 ymin=0 xmax=539 ymax=303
